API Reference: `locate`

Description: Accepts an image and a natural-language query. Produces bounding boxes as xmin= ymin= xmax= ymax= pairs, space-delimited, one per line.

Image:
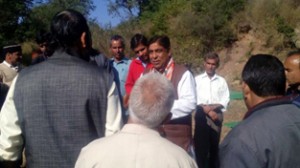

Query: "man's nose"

xmin=150 ymin=53 xmax=157 ymax=59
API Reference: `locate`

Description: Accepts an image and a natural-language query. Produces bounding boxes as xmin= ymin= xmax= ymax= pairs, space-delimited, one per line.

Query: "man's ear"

xmin=5 ymin=53 xmax=12 ymax=61
xmin=242 ymin=82 xmax=250 ymax=97
xmin=242 ymin=81 xmax=252 ymax=109
xmin=80 ymin=32 xmax=87 ymax=48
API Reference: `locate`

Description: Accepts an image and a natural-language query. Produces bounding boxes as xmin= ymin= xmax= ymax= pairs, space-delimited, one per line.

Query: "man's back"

xmin=220 ymin=99 xmax=300 ymax=168
xmin=75 ymin=124 xmax=197 ymax=168
xmin=14 ymin=51 xmax=112 ymax=167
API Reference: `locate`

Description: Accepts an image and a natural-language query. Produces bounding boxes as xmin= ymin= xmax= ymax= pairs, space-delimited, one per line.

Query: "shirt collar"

xmin=111 ymin=57 xmax=130 ymax=64
xmin=3 ymin=61 xmax=12 ymax=68
xmin=121 ymin=124 xmax=160 ymax=136
xmin=243 ymin=96 xmax=291 ymax=119
xmin=137 ymin=57 xmax=147 ymax=67
xmin=201 ymin=72 xmax=219 ymax=81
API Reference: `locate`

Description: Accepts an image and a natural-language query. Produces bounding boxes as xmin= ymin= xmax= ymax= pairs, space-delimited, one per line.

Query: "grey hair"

xmin=129 ymin=72 xmax=175 ymax=128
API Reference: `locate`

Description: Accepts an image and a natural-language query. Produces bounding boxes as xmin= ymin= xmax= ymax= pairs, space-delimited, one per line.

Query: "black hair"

xmin=242 ymin=54 xmax=286 ymax=97
xmin=110 ymin=35 xmax=125 ymax=48
xmin=36 ymin=29 xmax=52 ymax=45
xmin=204 ymin=52 xmax=220 ymax=67
xmin=50 ymin=9 xmax=91 ymax=51
xmin=287 ymin=49 xmax=300 ymax=57
xmin=130 ymin=34 xmax=148 ymax=50
xmin=148 ymin=35 xmax=171 ymax=51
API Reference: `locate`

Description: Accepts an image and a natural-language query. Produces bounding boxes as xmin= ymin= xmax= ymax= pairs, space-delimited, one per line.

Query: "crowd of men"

xmin=0 ymin=9 xmax=300 ymax=168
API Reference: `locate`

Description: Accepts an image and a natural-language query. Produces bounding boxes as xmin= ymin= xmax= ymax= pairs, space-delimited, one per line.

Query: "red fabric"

xmin=125 ymin=58 xmax=152 ymax=94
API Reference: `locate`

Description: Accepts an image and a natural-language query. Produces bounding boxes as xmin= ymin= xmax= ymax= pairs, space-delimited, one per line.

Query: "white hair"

xmin=129 ymin=72 xmax=175 ymax=128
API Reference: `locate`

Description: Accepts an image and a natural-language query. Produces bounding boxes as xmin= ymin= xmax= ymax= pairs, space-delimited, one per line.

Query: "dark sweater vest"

xmin=14 ymin=52 xmax=110 ymax=168
xmin=144 ymin=64 xmax=191 ymax=125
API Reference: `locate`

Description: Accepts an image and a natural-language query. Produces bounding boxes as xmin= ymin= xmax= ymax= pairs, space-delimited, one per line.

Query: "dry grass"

xmin=220 ymin=99 xmax=247 ymax=141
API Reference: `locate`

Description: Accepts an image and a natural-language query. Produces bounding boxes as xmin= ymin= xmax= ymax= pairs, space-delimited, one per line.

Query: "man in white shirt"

xmin=194 ymin=52 xmax=230 ymax=168
xmin=109 ymin=34 xmax=131 ymax=122
xmin=0 ymin=44 xmax=22 ymax=86
xmin=146 ymin=35 xmax=197 ymax=153
xmin=75 ymin=72 xmax=197 ymax=168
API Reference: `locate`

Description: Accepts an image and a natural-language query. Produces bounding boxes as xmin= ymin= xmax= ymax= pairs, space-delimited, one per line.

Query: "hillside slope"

xmin=218 ymin=30 xmax=275 ymax=91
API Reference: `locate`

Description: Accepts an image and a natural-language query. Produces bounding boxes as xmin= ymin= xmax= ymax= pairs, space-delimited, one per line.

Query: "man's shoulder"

xmin=119 ymin=57 xmax=131 ymax=64
xmin=153 ymin=137 xmax=196 ymax=166
xmin=225 ymin=102 xmax=300 ymax=142
xmin=78 ymin=134 xmax=196 ymax=168
xmin=173 ymin=64 xmax=192 ymax=77
xmin=214 ymin=74 xmax=227 ymax=81
xmin=0 ymin=64 xmax=5 ymax=74
xmin=0 ymin=63 xmax=5 ymax=67
xmin=174 ymin=63 xmax=188 ymax=71
xmin=195 ymin=72 xmax=206 ymax=79
xmin=110 ymin=57 xmax=132 ymax=66
xmin=124 ymin=57 xmax=132 ymax=65
xmin=293 ymin=96 xmax=300 ymax=107
xmin=0 ymin=63 xmax=8 ymax=70
xmin=131 ymin=58 xmax=142 ymax=65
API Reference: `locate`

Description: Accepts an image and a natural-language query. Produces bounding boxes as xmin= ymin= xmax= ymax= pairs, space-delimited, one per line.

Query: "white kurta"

xmin=75 ymin=124 xmax=198 ymax=168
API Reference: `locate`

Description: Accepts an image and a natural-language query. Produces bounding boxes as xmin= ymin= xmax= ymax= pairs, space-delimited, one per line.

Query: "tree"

xmin=109 ymin=0 xmax=172 ymax=20
xmin=0 ymin=0 xmax=95 ymax=50
xmin=0 ymin=0 xmax=33 ymax=48
xmin=28 ymin=0 xmax=95 ymax=35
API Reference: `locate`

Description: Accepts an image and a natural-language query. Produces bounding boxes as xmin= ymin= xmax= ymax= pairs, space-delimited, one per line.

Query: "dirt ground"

xmin=220 ymin=99 xmax=247 ymax=141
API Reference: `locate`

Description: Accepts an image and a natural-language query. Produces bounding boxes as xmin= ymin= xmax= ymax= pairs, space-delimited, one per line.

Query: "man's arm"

xmin=198 ymin=104 xmax=223 ymax=121
xmin=218 ymin=78 xmax=230 ymax=110
xmin=171 ymin=71 xmax=197 ymax=119
xmin=105 ymin=80 xmax=123 ymax=136
xmin=0 ymin=76 xmax=23 ymax=164
xmin=124 ymin=62 xmax=134 ymax=96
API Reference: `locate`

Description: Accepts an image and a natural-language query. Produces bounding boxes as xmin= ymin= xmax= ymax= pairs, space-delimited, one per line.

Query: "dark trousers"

xmin=194 ymin=107 xmax=223 ymax=168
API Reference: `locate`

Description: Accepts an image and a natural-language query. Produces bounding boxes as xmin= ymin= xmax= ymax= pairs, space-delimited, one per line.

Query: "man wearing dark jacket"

xmin=220 ymin=54 xmax=300 ymax=168
xmin=0 ymin=9 xmax=122 ymax=168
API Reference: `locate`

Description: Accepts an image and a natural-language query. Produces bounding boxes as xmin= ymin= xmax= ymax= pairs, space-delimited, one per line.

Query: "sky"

xmin=91 ymin=0 xmax=139 ymax=28
xmin=90 ymin=0 xmax=124 ymax=27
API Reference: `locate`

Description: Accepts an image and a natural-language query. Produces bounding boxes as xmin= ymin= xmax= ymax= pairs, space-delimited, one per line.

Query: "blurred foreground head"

xmin=284 ymin=50 xmax=300 ymax=87
xmin=50 ymin=9 xmax=92 ymax=61
xmin=242 ymin=54 xmax=286 ymax=109
xmin=129 ymin=72 xmax=175 ymax=128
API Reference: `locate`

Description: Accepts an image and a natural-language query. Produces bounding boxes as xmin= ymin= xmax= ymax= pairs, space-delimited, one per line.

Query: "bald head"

xmin=284 ymin=52 xmax=300 ymax=86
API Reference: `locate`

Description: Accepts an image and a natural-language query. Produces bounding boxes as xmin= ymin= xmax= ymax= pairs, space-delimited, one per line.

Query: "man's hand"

xmin=202 ymin=105 xmax=212 ymax=114
xmin=207 ymin=110 xmax=219 ymax=121
xmin=199 ymin=104 xmax=221 ymax=121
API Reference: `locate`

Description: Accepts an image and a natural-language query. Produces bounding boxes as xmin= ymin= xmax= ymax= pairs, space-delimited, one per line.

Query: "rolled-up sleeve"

xmin=0 ymin=76 xmax=23 ymax=161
